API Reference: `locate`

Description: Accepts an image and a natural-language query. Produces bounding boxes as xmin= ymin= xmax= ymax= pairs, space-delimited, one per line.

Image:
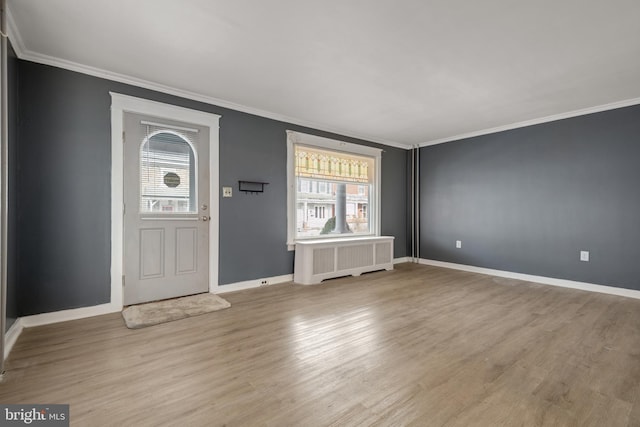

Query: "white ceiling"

xmin=8 ymin=0 xmax=640 ymax=148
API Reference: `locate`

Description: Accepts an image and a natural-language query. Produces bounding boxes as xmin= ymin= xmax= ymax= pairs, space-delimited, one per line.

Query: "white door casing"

xmin=111 ymin=93 xmax=220 ymax=310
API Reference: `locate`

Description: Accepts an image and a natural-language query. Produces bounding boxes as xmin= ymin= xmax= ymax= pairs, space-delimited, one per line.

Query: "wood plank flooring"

xmin=2 ymin=263 xmax=640 ymax=426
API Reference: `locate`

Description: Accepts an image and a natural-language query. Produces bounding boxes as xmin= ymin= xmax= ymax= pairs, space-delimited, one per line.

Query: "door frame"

xmin=110 ymin=93 xmax=221 ymax=309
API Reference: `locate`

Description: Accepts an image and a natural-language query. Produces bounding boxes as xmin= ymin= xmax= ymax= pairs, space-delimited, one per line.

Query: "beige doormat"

xmin=122 ymin=293 xmax=231 ymax=329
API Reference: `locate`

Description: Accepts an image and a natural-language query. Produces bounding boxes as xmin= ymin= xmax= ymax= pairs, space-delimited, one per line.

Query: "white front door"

xmin=123 ymin=112 xmax=210 ymax=305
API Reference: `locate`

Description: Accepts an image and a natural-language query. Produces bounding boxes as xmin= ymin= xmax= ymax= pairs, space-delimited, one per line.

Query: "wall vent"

xmin=294 ymin=237 xmax=394 ymax=285
xmin=313 ymin=248 xmax=335 ymax=275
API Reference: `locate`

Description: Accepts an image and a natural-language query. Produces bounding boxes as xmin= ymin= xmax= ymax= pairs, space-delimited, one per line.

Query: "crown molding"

xmin=5 ymin=5 xmax=26 ymax=55
xmin=5 ymin=0 xmax=408 ymax=150
xmin=419 ymin=97 xmax=640 ymax=147
xmin=6 ymin=13 xmax=409 ymax=151
xmin=8 ymin=1 xmax=638 ymax=152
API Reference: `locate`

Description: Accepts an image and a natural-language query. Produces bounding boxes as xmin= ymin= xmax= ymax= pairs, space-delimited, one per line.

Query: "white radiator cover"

xmin=294 ymin=236 xmax=394 ymax=285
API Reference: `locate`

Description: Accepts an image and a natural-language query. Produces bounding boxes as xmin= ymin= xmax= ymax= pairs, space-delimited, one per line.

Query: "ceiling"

xmin=8 ymin=0 xmax=640 ymax=148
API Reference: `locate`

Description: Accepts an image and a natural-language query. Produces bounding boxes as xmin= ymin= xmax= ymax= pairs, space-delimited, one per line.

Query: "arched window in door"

xmin=139 ymin=128 xmax=197 ymax=213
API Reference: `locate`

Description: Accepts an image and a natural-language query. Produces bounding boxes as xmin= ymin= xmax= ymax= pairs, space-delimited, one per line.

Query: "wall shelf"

xmin=238 ymin=180 xmax=269 ymax=194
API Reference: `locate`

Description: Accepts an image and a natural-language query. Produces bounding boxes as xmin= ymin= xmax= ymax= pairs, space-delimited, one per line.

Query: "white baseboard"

xmin=5 ymin=262 xmax=404 ymax=347
xmin=8 ymin=273 xmax=295 ymax=336
xmin=215 ymin=274 xmax=294 ymax=294
xmin=19 ymin=303 xmax=121 ymax=328
xmin=217 ymin=261 xmax=411 ymax=293
xmin=419 ymin=259 xmax=640 ymax=300
xmin=4 ymin=318 xmax=24 ymax=359
xmin=4 ymin=303 xmax=121 ymax=359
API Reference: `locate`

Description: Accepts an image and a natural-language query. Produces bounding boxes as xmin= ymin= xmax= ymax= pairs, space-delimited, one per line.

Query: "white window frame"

xmin=286 ymin=130 xmax=382 ymax=248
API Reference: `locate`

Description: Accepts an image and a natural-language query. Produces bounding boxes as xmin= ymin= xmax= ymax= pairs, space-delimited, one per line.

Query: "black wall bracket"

xmin=238 ymin=180 xmax=269 ymax=194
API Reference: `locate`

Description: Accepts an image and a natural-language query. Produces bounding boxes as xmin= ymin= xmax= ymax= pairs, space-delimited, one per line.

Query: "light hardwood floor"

xmin=2 ymin=263 xmax=640 ymax=426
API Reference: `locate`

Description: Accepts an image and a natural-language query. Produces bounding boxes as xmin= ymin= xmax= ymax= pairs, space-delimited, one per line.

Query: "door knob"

xmin=201 ymin=216 xmax=209 ymax=222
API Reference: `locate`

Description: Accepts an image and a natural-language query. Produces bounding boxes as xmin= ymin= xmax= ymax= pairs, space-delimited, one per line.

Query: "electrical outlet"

xmin=456 ymin=240 xmax=462 ymax=249
xmin=222 ymin=187 xmax=232 ymax=198
xmin=580 ymin=250 xmax=590 ymax=262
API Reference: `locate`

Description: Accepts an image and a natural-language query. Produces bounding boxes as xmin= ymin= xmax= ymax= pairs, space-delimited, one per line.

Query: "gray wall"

xmin=6 ymin=42 xmax=18 ymax=331
xmin=15 ymin=60 xmax=408 ymax=316
xmin=420 ymin=104 xmax=640 ymax=290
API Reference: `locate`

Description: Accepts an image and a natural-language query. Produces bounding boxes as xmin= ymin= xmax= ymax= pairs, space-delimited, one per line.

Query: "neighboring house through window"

xmin=287 ymin=131 xmax=382 ymax=246
xmin=140 ymin=129 xmax=196 ymax=213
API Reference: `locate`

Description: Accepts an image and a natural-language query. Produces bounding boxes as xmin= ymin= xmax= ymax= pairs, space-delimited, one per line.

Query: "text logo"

xmin=1 ymin=405 xmax=69 ymax=426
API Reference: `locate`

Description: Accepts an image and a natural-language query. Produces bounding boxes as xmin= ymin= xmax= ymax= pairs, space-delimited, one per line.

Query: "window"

xmin=297 ymin=179 xmax=307 ymax=193
xmin=139 ymin=130 xmax=197 ymax=213
xmin=287 ymin=131 xmax=381 ymax=245
xmin=318 ymin=181 xmax=329 ymax=194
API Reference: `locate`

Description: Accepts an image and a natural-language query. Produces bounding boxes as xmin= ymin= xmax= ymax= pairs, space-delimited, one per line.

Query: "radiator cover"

xmin=294 ymin=236 xmax=394 ymax=285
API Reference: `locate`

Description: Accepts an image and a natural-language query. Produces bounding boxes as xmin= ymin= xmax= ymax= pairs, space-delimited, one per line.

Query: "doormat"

xmin=122 ymin=293 xmax=231 ymax=329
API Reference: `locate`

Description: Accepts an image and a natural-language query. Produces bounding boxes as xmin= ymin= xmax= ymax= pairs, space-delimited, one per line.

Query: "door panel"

xmin=176 ymin=227 xmax=198 ymax=274
xmin=139 ymin=228 xmax=164 ymax=279
xmin=124 ymin=112 xmax=210 ymax=305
